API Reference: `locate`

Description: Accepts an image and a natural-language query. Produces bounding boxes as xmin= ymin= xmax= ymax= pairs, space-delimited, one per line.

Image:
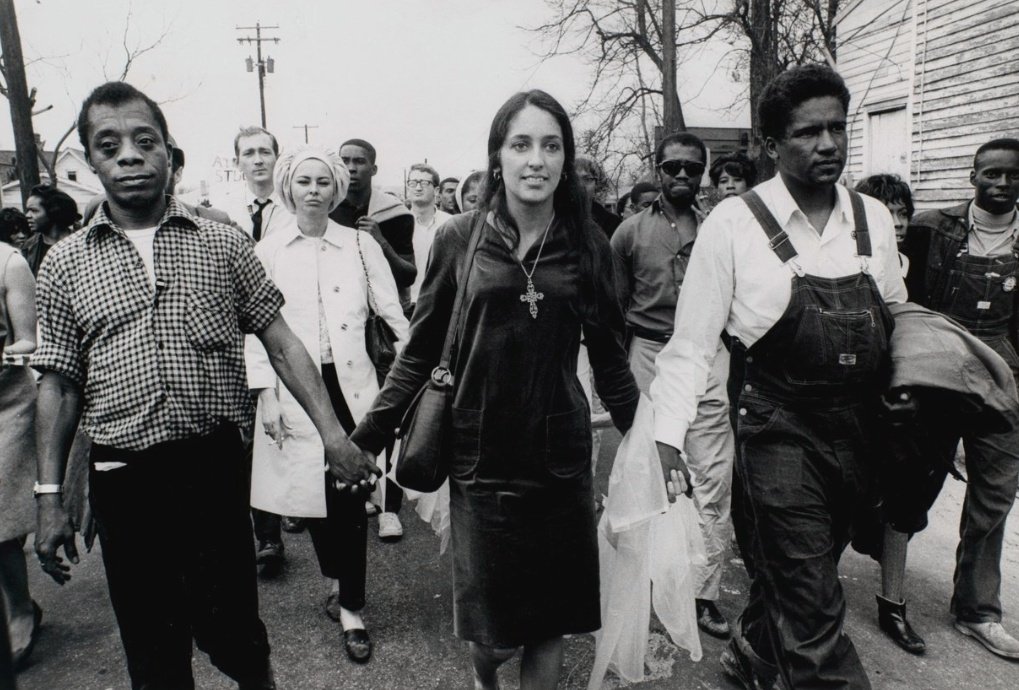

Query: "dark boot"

xmin=719 ymin=636 xmax=778 ymax=690
xmin=877 ymin=595 xmax=926 ymax=655
xmin=236 ymin=659 xmax=277 ymax=690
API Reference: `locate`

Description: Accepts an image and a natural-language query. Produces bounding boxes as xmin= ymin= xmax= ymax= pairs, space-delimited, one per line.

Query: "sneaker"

xmin=955 ymin=620 xmax=1019 ymax=660
xmin=365 ymin=501 xmax=379 ymax=516
xmin=697 ymin=598 xmax=732 ymax=639
xmin=378 ymin=512 xmax=403 ymax=541
xmin=256 ymin=540 xmax=284 ymax=578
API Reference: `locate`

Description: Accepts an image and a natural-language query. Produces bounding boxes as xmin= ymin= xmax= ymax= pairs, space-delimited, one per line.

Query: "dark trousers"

xmin=934 ymin=425 xmax=1019 ymax=623
xmin=90 ymin=426 xmax=270 ymax=690
xmin=311 ymin=363 xmax=369 ymax=611
xmin=734 ymin=394 xmax=871 ymax=689
xmin=382 ymin=444 xmax=403 ymax=513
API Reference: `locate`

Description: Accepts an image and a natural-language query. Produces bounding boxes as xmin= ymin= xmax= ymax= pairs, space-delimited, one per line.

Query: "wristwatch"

xmin=33 ymin=482 xmax=62 ymax=497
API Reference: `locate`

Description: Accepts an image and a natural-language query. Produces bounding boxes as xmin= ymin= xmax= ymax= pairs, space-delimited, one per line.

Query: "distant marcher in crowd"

xmin=455 ymin=170 xmax=484 ymax=214
xmin=32 ymin=81 xmax=378 ymax=689
xmin=345 ymin=89 xmax=640 ymax=690
xmin=226 ymin=126 xmax=287 ymax=241
xmin=246 ymin=146 xmax=408 ymax=663
xmin=0 ymin=209 xmax=31 ymax=250
xmin=857 ymin=174 xmax=913 ymax=279
xmin=22 ymin=185 xmax=79 ymax=276
xmin=575 ymin=156 xmax=621 ymax=238
xmin=409 ymin=163 xmax=453 ymax=308
xmin=438 ymin=176 xmax=460 ymax=214
xmin=0 ymin=221 xmax=40 ymax=671
xmin=709 ymin=152 xmax=758 ymax=200
xmin=895 ymin=138 xmax=1019 ymax=661
xmin=331 ymin=139 xmax=417 ymax=316
xmin=628 ymin=181 xmax=659 ymax=216
xmin=611 ymin=132 xmax=735 ymax=641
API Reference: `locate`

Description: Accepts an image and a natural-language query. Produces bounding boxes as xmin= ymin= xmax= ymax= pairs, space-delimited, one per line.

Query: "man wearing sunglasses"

xmin=610 ymin=131 xmax=736 ymax=641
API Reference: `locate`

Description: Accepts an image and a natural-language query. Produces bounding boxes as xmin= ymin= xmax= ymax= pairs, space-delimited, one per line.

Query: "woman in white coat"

xmin=245 ymin=146 xmax=408 ymax=663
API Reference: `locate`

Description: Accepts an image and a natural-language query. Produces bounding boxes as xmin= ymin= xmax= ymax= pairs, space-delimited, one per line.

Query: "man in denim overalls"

xmin=650 ymin=65 xmax=907 ymax=688
xmin=899 ymin=139 xmax=1019 ymax=661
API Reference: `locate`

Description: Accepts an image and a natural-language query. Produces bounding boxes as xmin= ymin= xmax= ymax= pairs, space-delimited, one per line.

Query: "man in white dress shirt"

xmin=650 ymin=64 xmax=906 ymax=689
xmin=408 ymin=163 xmax=451 ymax=307
xmin=231 ymin=126 xmax=287 ymax=242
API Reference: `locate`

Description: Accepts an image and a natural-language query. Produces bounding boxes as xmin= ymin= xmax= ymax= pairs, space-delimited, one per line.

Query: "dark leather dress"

xmin=351 ymin=210 xmax=639 ymax=645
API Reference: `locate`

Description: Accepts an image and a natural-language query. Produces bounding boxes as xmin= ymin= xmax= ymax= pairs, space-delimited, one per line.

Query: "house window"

xmin=67 ymin=170 xmax=77 ymax=181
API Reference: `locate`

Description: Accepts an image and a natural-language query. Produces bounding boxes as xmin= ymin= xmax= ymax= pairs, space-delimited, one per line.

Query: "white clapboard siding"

xmin=837 ymin=0 xmax=1019 ymax=209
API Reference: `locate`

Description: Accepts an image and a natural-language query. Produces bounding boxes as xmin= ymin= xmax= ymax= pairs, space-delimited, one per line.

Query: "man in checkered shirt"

xmin=30 ymin=82 xmax=380 ymax=689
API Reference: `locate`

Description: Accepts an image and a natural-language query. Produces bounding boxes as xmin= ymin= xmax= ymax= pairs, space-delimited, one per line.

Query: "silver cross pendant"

xmin=519 ymin=277 xmax=544 ymax=319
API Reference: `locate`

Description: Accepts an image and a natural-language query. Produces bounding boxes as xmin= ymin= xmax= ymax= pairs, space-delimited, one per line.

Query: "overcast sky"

xmin=3 ymin=0 xmax=748 ymax=195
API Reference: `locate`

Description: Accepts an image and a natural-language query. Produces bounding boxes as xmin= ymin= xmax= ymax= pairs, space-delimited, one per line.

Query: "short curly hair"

xmin=0 ymin=207 xmax=30 ymax=244
xmin=758 ymin=64 xmax=851 ymax=141
xmin=28 ymin=184 xmax=81 ymax=228
xmin=709 ymin=153 xmax=758 ymax=188
xmin=854 ymin=174 xmax=914 ymax=220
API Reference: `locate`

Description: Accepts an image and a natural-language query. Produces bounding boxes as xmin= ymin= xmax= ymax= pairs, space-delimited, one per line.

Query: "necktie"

xmin=251 ymin=199 xmax=271 ymax=241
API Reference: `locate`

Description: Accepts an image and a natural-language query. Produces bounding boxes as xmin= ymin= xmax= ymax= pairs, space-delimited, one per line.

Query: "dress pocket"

xmin=449 ymin=407 xmax=482 ymax=479
xmin=545 ymin=406 xmax=592 ymax=479
xmin=184 ymin=290 xmax=235 ymax=353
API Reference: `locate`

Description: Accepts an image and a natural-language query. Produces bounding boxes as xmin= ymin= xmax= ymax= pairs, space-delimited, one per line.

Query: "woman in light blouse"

xmin=245 ymin=146 xmax=408 ymax=664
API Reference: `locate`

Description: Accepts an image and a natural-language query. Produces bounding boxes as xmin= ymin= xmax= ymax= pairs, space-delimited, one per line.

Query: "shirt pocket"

xmin=184 ymin=290 xmax=235 ymax=353
xmin=782 ymin=305 xmax=887 ymax=387
xmin=545 ymin=406 xmax=592 ymax=480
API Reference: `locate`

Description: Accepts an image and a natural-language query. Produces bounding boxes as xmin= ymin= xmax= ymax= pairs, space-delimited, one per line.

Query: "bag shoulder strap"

xmin=438 ymin=211 xmax=486 ymax=371
xmin=353 ymin=229 xmax=379 ymax=312
xmin=741 ymin=189 xmax=798 ymax=263
xmin=847 ymin=189 xmax=872 ymax=257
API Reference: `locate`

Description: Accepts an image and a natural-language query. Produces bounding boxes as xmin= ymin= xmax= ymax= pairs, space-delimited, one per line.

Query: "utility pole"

xmin=661 ymin=0 xmax=685 ymax=134
xmin=0 ymin=0 xmax=41 ymax=206
xmin=236 ymin=22 xmax=279 ymax=128
xmin=292 ymin=123 xmax=318 ymax=144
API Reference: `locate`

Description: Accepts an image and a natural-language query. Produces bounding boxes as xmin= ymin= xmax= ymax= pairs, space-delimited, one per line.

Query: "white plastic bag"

xmin=588 ymin=395 xmax=705 ymax=689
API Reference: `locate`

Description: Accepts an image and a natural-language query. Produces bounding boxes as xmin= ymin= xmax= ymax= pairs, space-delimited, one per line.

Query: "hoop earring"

xmin=493 ymin=169 xmax=501 ymax=181
xmin=562 ymin=172 xmax=568 ymax=180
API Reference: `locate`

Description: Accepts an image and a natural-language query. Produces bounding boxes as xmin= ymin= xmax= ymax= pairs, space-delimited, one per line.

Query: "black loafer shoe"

xmin=343 ymin=628 xmax=372 ymax=663
xmin=256 ymin=540 xmax=285 ymax=578
xmin=281 ymin=516 xmax=306 ymax=533
xmin=877 ymin=595 xmax=926 ymax=655
xmin=697 ymin=598 xmax=732 ymax=639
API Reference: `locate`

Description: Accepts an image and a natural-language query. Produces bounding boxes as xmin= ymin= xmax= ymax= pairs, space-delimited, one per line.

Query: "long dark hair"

xmin=481 ymin=89 xmax=602 ymax=314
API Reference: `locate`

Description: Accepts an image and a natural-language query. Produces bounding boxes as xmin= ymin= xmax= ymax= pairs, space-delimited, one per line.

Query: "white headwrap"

xmin=273 ymin=145 xmax=350 ymax=214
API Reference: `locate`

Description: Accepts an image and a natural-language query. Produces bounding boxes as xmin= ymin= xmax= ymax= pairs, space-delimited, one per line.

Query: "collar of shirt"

xmin=764 ymin=175 xmax=853 ymax=239
xmin=279 ymin=219 xmax=348 ymax=250
xmin=249 ymin=193 xmax=281 ymax=214
xmin=85 ymin=196 xmax=198 ymax=243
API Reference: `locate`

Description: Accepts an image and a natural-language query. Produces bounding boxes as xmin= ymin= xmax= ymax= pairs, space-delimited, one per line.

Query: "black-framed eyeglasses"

xmin=658 ymin=159 xmax=705 ymax=178
xmin=406 ymin=179 xmax=435 ymax=189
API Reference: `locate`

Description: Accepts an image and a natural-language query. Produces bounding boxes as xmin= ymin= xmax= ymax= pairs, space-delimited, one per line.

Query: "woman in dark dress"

xmin=348 ymin=90 xmax=640 ymax=688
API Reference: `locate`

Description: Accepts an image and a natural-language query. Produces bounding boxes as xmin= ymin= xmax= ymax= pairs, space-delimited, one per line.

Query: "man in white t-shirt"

xmin=407 ymin=163 xmax=452 ymax=307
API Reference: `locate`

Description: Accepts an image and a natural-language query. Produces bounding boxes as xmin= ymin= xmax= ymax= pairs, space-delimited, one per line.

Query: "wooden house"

xmin=835 ymin=0 xmax=1019 ymax=208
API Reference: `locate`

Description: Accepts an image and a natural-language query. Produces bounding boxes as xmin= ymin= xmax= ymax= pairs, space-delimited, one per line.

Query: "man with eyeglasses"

xmin=897 ymin=137 xmax=1019 ymax=661
xmin=408 ymin=163 xmax=452 ymax=308
xmin=330 ymin=139 xmax=416 ymax=315
xmin=610 ymin=131 xmax=736 ymax=641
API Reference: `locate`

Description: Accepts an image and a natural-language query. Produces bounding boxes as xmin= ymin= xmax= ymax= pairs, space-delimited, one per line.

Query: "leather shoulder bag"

xmin=395 ymin=212 xmax=485 ymax=492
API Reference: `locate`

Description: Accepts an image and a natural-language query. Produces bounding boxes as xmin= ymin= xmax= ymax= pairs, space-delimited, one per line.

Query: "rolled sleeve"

xmin=232 ymin=240 xmax=284 ymax=334
xmin=31 ymin=252 xmax=86 ymax=386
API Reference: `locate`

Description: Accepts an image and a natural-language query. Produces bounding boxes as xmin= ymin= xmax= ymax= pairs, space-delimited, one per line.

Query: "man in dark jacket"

xmin=901 ymin=137 xmax=1019 ymax=660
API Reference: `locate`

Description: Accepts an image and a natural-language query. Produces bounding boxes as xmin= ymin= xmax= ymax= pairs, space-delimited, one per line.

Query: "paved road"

xmin=13 ymin=431 xmax=1019 ymax=689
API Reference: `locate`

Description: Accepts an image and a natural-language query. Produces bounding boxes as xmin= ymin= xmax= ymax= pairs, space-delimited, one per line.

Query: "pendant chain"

xmin=517 ymin=213 xmax=555 ymax=319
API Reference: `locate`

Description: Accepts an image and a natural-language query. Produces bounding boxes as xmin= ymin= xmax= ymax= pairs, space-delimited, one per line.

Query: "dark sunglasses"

xmin=658 ymin=159 xmax=705 ymax=178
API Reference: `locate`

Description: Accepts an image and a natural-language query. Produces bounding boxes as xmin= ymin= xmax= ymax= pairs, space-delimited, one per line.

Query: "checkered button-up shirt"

xmin=32 ymin=198 xmax=285 ymax=450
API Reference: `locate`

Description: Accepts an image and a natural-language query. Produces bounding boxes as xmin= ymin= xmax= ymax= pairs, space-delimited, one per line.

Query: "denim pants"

xmin=734 ymin=392 xmax=872 ymax=689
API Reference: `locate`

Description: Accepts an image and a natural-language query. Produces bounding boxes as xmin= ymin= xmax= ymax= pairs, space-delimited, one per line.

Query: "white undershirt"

xmin=95 ymin=225 xmax=159 ymax=472
xmin=124 ymin=226 xmax=159 ymax=286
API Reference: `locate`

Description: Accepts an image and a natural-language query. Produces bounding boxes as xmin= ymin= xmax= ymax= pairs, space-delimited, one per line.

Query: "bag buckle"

xmin=431 ymin=366 xmax=453 ymax=388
